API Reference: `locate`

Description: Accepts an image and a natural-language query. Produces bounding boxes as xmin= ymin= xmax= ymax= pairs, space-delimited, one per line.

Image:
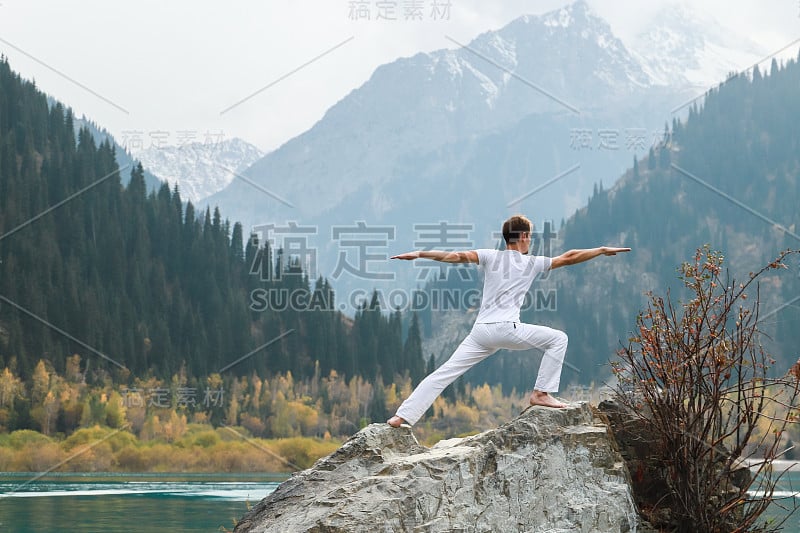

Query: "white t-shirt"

xmin=474 ymin=249 xmax=552 ymax=323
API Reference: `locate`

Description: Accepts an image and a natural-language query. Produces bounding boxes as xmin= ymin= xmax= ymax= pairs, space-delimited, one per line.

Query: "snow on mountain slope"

xmin=206 ymin=0 xmax=658 ymax=227
xmin=628 ymin=2 xmax=768 ymax=90
xmin=134 ymin=138 xmax=263 ymax=203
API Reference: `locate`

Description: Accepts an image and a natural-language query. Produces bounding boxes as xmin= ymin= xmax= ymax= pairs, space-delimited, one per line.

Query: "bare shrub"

xmin=613 ymin=247 xmax=800 ymax=532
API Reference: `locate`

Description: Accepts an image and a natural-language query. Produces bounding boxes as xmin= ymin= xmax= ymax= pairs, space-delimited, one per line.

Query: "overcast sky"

xmin=0 ymin=0 xmax=797 ymax=154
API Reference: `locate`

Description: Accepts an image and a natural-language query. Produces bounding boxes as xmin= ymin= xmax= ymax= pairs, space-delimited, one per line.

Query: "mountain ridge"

xmin=132 ymin=138 xmax=262 ymax=203
xmin=205 ymin=1 xmax=767 ymax=231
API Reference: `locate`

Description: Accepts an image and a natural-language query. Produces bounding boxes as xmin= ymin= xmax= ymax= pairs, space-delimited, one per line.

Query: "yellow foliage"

xmin=0 ymin=367 xmax=22 ymax=407
xmin=191 ymin=411 xmax=209 ymax=424
xmin=104 ymin=390 xmax=127 ymax=429
xmin=240 ymin=413 xmax=266 ymax=437
xmin=0 ymin=356 xmax=547 ymax=471
xmin=62 ymin=425 xmax=137 ymax=453
xmin=472 ymin=383 xmax=494 ymax=411
xmin=7 ymin=429 xmax=53 ymax=449
xmin=1 ymin=426 xmax=337 ymax=473
xmin=191 ymin=430 xmax=221 ymax=448
xmin=61 ymin=442 xmax=114 ymax=472
xmin=162 ymin=411 xmax=188 ymax=442
xmin=10 ymin=441 xmax=63 ymax=471
xmin=270 ymin=399 xmax=319 ymax=438
xmin=384 ymin=383 xmax=398 ymax=409
xmin=206 ymin=373 xmax=223 ymax=390
xmin=450 ymin=403 xmax=480 ymax=427
xmin=0 ymin=446 xmax=14 ymax=470
xmin=31 ymin=360 xmax=50 ymax=404
xmin=271 ymin=437 xmax=340 ymax=469
xmin=65 ymin=354 xmax=83 ymax=383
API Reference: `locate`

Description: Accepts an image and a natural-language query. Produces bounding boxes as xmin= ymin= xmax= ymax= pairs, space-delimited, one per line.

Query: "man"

xmin=387 ymin=215 xmax=630 ymax=427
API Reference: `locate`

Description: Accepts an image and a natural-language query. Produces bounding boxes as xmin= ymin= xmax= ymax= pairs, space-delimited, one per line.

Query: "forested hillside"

xmin=0 ymin=56 xmax=424 ymax=437
xmin=557 ymin=54 xmax=800 ymax=379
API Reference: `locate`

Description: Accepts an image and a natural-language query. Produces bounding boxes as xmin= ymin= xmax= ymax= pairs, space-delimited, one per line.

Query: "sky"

xmin=0 ymin=0 xmax=798 ymax=154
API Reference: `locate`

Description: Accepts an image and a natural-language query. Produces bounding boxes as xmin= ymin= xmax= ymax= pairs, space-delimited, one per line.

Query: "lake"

xmin=0 ymin=472 xmax=288 ymax=532
xmin=763 ymin=468 xmax=800 ymax=531
xmin=1 ymin=471 xmax=798 ymax=531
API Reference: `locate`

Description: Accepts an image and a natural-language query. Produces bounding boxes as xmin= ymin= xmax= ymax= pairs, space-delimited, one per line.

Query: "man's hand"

xmin=602 ymin=247 xmax=631 ymax=256
xmin=391 ymin=252 xmax=420 ymax=260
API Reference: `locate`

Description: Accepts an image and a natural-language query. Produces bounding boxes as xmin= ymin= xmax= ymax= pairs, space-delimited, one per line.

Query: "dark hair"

xmin=502 ymin=215 xmax=532 ymax=244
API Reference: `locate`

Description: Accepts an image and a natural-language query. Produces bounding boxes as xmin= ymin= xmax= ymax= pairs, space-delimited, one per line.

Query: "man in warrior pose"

xmin=387 ymin=215 xmax=630 ymax=427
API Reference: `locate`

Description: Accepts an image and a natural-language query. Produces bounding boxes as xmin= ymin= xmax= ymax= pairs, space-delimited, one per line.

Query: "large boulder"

xmin=234 ymin=402 xmax=644 ymax=532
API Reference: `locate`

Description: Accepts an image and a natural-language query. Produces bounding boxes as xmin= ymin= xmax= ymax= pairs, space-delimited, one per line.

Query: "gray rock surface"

xmin=234 ymin=402 xmax=642 ymax=533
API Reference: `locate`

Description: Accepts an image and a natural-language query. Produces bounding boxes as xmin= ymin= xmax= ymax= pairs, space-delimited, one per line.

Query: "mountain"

xmin=0 ymin=56 xmax=424 ymax=388
xmin=207 ymin=1 xmax=661 ymax=223
xmin=205 ymin=2 xmax=772 ymax=308
xmin=50 ymin=100 xmax=263 ymax=204
xmin=628 ymin=2 xmax=767 ymax=90
xmin=205 ymin=1 xmax=696 ymax=306
xmin=132 ymin=138 xmax=263 ymax=203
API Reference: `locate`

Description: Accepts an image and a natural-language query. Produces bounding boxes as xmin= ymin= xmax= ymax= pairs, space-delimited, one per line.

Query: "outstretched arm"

xmin=391 ymin=250 xmax=479 ymax=263
xmin=550 ymin=246 xmax=630 ymax=270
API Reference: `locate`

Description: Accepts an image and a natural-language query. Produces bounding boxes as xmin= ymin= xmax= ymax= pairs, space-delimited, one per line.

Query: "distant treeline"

xmin=0 ymin=357 xmax=543 ymax=472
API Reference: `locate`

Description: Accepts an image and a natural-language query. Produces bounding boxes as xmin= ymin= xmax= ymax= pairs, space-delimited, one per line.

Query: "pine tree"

xmin=404 ymin=313 xmax=424 ymax=385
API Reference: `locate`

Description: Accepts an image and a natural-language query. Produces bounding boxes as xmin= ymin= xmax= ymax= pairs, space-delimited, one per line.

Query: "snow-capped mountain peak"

xmin=133 ymin=138 xmax=263 ymax=204
xmin=207 ymin=0 xmax=771 ymax=234
xmin=419 ymin=1 xmax=651 ymax=115
xmin=627 ymin=1 xmax=768 ymax=89
xmin=541 ymin=0 xmax=597 ymax=29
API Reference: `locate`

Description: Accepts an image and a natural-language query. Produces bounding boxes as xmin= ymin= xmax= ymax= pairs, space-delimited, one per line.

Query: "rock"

xmin=597 ymin=399 xmax=751 ymax=530
xmin=596 ymin=399 xmax=673 ymax=525
xmin=234 ymin=402 xmax=643 ymax=533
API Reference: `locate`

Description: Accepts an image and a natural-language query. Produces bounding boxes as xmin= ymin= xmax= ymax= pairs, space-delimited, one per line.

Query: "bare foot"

xmin=529 ymin=391 xmax=567 ymax=409
xmin=387 ymin=415 xmax=407 ymax=428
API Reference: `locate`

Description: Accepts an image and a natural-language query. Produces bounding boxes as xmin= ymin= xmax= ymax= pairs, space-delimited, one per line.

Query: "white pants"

xmin=395 ymin=322 xmax=568 ymax=426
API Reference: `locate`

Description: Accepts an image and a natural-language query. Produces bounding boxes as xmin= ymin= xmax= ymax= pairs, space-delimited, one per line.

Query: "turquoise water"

xmin=0 ymin=472 xmax=287 ymax=532
xmin=1 ymin=471 xmax=799 ymax=531
xmin=759 ymin=470 xmax=800 ymax=531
